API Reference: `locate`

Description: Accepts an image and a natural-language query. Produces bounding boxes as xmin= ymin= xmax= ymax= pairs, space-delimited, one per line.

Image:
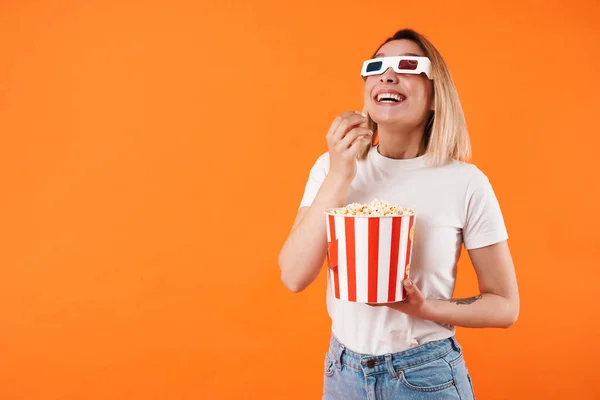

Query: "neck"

xmin=376 ymin=123 xmax=426 ymax=160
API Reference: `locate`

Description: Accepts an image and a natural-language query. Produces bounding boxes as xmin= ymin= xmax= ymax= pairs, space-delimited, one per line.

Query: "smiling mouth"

xmin=375 ymin=93 xmax=406 ymax=103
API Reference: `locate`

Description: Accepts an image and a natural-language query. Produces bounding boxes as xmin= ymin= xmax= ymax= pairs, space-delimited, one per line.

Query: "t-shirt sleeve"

xmin=299 ymin=152 xmax=330 ymax=209
xmin=463 ymin=168 xmax=509 ymax=250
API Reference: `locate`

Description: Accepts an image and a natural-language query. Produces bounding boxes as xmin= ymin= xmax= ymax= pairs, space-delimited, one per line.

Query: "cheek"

xmin=363 ymin=78 xmax=377 ymax=98
xmin=424 ymin=82 xmax=435 ymax=105
xmin=407 ymin=82 xmax=433 ymax=106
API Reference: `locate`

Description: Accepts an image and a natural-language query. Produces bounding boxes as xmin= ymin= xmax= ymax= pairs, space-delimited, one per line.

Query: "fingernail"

xmin=404 ymin=280 xmax=413 ymax=287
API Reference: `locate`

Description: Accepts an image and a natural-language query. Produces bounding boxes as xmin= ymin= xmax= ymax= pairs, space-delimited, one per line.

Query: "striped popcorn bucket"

xmin=324 ymin=211 xmax=416 ymax=303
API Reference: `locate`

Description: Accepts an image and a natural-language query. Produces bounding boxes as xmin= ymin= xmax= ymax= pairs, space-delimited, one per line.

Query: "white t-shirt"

xmin=299 ymin=145 xmax=509 ymax=355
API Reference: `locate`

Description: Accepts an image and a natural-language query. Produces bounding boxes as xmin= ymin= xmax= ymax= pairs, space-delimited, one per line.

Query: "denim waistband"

xmin=328 ymin=333 xmax=461 ymax=376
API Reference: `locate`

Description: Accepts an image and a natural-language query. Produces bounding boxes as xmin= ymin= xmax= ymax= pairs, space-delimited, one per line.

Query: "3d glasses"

xmin=360 ymin=56 xmax=432 ymax=80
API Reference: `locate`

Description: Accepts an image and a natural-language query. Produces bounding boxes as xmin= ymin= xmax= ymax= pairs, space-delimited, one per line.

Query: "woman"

xmin=278 ymin=29 xmax=519 ymax=400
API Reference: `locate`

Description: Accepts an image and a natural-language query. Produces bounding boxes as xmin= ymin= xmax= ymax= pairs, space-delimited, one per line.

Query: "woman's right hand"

xmin=326 ymin=111 xmax=373 ymax=182
xmin=279 ymin=111 xmax=371 ymax=293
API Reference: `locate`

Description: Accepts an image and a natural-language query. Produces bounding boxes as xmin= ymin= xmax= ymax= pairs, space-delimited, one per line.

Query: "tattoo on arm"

xmin=449 ymin=294 xmax=482 ymax=305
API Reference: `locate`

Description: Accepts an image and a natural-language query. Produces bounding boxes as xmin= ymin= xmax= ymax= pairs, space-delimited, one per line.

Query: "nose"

xmin=379 ymin=67 xmax=399 ymax=84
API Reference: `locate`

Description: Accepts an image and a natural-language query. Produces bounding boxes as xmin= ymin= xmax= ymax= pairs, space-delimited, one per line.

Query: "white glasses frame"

xmin=360 ymin=56 xmax=433 ymax=80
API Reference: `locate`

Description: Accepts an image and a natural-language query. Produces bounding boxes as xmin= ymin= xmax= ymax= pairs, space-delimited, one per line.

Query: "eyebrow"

xmin=374 ymin=52 xmax=421 ymax=58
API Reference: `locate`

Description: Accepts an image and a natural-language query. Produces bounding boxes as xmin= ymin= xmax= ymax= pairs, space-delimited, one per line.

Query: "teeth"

xmin=377 ymin=93 xmax=404 ymax=102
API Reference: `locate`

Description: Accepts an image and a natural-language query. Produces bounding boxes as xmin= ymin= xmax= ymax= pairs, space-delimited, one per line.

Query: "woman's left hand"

xmin=368 ymin=279 xmax=432 ymax=320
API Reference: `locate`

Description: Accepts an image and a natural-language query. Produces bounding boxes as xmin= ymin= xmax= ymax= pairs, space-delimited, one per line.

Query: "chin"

xmin=367 ymin=104 xmax=404 ymax=122
xmin=368 ymin=108 xmax=426 ymax=129
xmin=369 ymin=112 xmax=404 ymax=125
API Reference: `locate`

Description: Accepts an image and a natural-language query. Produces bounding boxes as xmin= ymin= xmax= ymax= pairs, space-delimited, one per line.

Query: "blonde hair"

xmin=359 ymin=29 xmax=471 ymax=166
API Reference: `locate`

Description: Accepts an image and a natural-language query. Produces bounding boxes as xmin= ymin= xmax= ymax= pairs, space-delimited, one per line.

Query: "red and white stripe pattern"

xmin=326 ymin=214 xmax=415 ymax=303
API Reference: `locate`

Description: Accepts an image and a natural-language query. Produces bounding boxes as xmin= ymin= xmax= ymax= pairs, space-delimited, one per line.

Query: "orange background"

xmin=1 ymin=1 xmax=599 ymax=399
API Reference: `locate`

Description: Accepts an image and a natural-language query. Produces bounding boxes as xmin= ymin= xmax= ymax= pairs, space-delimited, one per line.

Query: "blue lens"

xmin=366 ymin=61 xmax=383 ymax=73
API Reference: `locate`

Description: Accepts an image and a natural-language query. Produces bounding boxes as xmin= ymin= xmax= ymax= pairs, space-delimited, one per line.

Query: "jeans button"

xmin=366 ymin=360 xmax=375 ymax=368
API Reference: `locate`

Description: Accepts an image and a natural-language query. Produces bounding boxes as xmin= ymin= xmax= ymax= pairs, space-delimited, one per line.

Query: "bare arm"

xmin=390 ymin=240 xmax=520 ymax=328
xmin=278 ymin=111 xmax=372 ymax=293
xmin=277 ymin=175 xmax=351 ymax=292
xmin=428 ymin=240 xmax=520 ymax=328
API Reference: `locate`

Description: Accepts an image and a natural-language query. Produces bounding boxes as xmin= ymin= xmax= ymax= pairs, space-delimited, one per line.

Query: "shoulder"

xmin=445 ymin=162 xmax=503 ymax=211
xmin=308 ymin=151 xmax=330 ymax=172
xmin=441 ymin=159 xmax=480 ymax=173
xmin=435 ymin=159 xmax=489 ymax=185
xmin=299 ymin=151 xmax=331 ymax=207
xmin=317 ymin=151 xmax=330 ymax=164
xmin=432 ymin=160 xmax=499 ymax=203
xmin=449 ymin=159 xmax=490 ymax=179
xmin=316 ymin=151 xmax=330 ymax=165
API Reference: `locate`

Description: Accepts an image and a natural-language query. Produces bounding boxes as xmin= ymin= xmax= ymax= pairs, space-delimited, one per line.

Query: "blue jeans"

xmin=323 ymin=334 xmax=476 ymax=399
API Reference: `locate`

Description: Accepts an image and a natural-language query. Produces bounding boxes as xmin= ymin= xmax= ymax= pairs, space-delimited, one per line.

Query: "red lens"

xmin=398 ymin=59 xmax=419 ymax=70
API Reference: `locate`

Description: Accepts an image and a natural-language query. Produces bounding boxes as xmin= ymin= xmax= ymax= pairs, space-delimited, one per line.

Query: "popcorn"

xmin=325 ymin=199 xmax=417 ymax=303
xmin=330 ymin=199 xmax=414 ymax=217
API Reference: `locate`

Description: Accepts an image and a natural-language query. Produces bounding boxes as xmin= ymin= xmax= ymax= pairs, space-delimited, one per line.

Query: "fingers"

xmin=326 ymin=111 xmax=360 ymax=138
xmin=403 ymin=279 xmax=424 ymax=303
xmin=338 ymin=126 xmax=372 ymax=150
xmin=335 ymin=114 xmax=368 ymax=143
xmin=347 ymin=133 xmax=372 ymax=157
xmin=325 ymin=111 xmax=371 ymax=180
xmin=327 ymin=112 xmax=367 ymax=143
xmin=403 ymin=279 xmax=415 ymax=294
xmin=346 ymin=136 xmax=372 ymax=160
